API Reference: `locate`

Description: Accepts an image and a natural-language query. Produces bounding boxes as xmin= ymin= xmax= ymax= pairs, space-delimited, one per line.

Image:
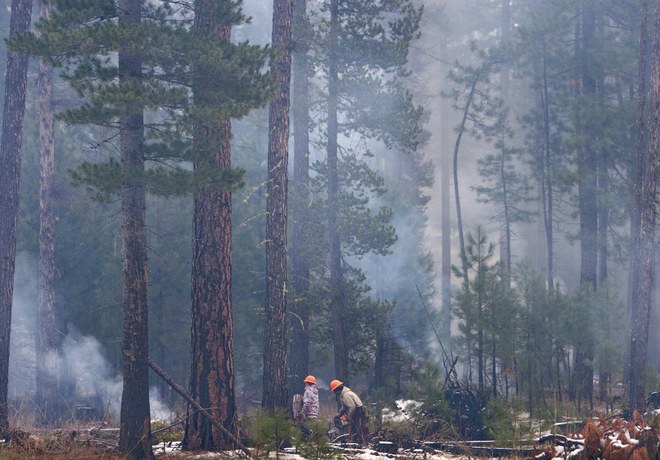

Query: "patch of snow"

xmin=153 ymin=440 xmax=477 ymax=459
xmin=381 ymin=399 xmax=422 ymax=423
xmin=566 ymin=446 xmax=584 ymax=458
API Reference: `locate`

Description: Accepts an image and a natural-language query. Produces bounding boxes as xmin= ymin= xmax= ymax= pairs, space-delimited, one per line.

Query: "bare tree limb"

xmin=148 ymin=359 xmax=251 ymax=458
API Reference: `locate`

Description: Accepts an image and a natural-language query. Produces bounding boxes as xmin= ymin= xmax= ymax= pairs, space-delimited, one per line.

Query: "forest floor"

xmin=162 ymin=449 xmax=477 ymax=459
xmin=0 ymin=402 xmax=495 ymax=459
xmin=0 ymin=440 xmax=494 ymax=460
xmin=151 ymin=442 xmax=489 ymax=459
xmin=2 ymin=403 xmax=656 ymax=459
xmin=0 ymin=429 xmax=516 ymax=460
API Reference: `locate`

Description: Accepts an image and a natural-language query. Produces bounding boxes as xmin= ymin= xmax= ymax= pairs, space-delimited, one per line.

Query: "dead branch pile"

xmin=531 ymin=410 xmax=660 ymax=459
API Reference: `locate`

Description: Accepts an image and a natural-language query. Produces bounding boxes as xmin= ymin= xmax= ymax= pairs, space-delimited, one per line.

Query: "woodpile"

xmin=532 ymin=411 xmax=660 ymax=459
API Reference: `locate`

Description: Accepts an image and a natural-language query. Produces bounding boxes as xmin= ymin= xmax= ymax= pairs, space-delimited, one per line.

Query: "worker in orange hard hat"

xmin=330 ymin=379 xmax=370 ymax=445
xmin=302 ymin=375 xmax=319 ymax=420
xmin=294 ymin=374 xmax=319 ymax=438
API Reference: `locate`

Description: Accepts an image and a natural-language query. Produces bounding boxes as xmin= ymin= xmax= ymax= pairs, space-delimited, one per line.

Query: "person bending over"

xmin=329 ymin=379 xmax=369 ymax=445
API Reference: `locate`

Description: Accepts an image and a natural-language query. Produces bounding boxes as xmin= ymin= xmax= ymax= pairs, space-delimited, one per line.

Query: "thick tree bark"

xmin=0 ymin=0 xmax=32 ymax=439
xmin=262 ymin=0 xmax=293 ymax=411
xmin=149 ymin=361 xmax=250 ymax=458
xmin=117 ymin=2 xmax=152 ymax=459
xmin=328 ymin=0 xmax=348 ymax=381
xmin=185 ymin=0 xmax=238 ymax=449
xmin=628 ymin=0 xmax=658 ymax=412
xmin=288 ymin=0 xmax=311 ymax=399
xmin=36 ymin=0 xmax=59 ymax=426
xmin=186 ymin=136 xmax=237 ymax=448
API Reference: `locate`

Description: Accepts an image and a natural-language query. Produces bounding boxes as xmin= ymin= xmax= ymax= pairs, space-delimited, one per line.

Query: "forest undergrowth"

xmin=0 ymin=396 xmax=651 ymax=459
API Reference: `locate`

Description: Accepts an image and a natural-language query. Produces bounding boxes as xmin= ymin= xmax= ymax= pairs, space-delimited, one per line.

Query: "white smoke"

xmin=55 ymin=330 xmax=123 ymax=418
xmin=9 ymin=252 xmax=173 ymax=422
xmin=9 ymin=252 xmax=38 ymax=400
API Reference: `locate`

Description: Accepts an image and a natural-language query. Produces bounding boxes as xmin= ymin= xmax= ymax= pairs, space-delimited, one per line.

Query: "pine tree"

xmin=288 ymin=0 xmax=312 ymax=400
xmin=515 ymin=1 xmax=576 ymax=288
xmin=185 ymin=0 xmax=272 ymax=450
xmin=445 ymin=51 xmax=502 ymax=287
xmin=115 ymin=2 xmax=152 ymax=455
xmin=571 ymin=0 xmax=599 ymax=412
xmin=453 ymin=228 xmax=515 ymax=396
xmin=0 ymin=0 xmax=33 ymax=439
xmin=263 ymin=0 xmax=293 ymax=412
xmin=512 ymin=263 xmax=556 ymax=415
xmin=36 ymin=0 xmax=60 ymax=426
xmin=515 ymin=0 xmax=639 ymax=409
xmin=11 ymin=0 xmax=271 ymax=453
xmin=628 ymin=0 xmax=658 ymax=412
xmin=311 ymin=0 xmax=423 ymax=379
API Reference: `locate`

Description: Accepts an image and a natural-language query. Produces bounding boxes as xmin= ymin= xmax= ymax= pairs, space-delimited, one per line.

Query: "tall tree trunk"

xmin=117 ymin=2 xmax=152 ymax=458
xmin=328 ymin=0 xmax=348 ymax=380
xmin=574 ymin=1 xmax=597 ymax=411
xmin=499 ymin=151 xmax=512 ymax=276
xmin=526 ymin=330 xmax=534 ymax=417
xmin=262 ymin=0 xmax=292 ymax=411
xmin=491 ymin=333 xmax=497 ymax=398
xmin=499 ymin=0 xmax=512 ymax=281
xmin=440 ymin=32 xmax=452 ymax=339
xmin=597 ymin=171 xmax=609 ymax=286
xmin=534 ymin=34 xmax=555 ymax=289
xmin=36 ymin=0 xmax=59 ymax=426
xmin=0 ymin=0 xmax=32 ymax=439
xmin=453 ymin=74 xmax=480 ymax=287
xmin=185 ymin=0 xmax=238 ymax=449
xmin=628 ymin=0 xmax=658 ymax=412
xmin=288 ymin=0 xmax=311 ymax=399
xmin=597 ymin=150 xmax=610 ymax=402
xmin=476 ymin=240 xmax=484 ymax=394
xmin=477 ymin=317 xmax=484 ymax=394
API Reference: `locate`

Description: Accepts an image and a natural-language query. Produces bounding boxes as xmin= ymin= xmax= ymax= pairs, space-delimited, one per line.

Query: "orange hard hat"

xmin=304 ymin=375 xmax=316 ymax=385
xmin=330 ymin=379 xmax=343 ymax=392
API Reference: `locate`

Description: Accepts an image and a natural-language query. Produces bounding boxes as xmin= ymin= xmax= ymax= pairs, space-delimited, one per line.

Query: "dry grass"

xmin=0 ymin=426 xmax=124 ymax=459
xmin=0 ymin=451 xmax=126 ymax=460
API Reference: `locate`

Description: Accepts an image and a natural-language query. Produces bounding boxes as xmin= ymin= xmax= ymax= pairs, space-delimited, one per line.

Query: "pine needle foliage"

xmin=247 ymin=409 xmax=296 ymax=458
xmin=294 ymin=419 xmax=339 ymax=460
xmin=313 ymin=0 xmax=425 ymax=155
xmin=9 ymin=0 xmax=274 ymax=198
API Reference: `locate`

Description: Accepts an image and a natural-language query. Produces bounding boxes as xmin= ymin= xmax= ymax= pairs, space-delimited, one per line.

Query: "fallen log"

xmin=148 ymin=359 xmax=251 ymax=458
xmin=416 ymin=440 xmax=536 ymax=458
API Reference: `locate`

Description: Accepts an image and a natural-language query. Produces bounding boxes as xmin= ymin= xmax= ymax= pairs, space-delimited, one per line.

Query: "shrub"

xmin=243 ymin=409 xmax=295 ymax=458
xmin=482 ymin=399 xmax=516 ymax=446
xmin=294 ymin=419 xmax=338 ymax=460
xmin=151 ymin=419 xmax=184 ymax=444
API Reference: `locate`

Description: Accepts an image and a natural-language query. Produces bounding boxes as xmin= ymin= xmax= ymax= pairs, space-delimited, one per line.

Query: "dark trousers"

xmin=349 ymin=406 xmax=370 ymax=444
xmin=299 ymin=416 xmax=318 ymax=439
